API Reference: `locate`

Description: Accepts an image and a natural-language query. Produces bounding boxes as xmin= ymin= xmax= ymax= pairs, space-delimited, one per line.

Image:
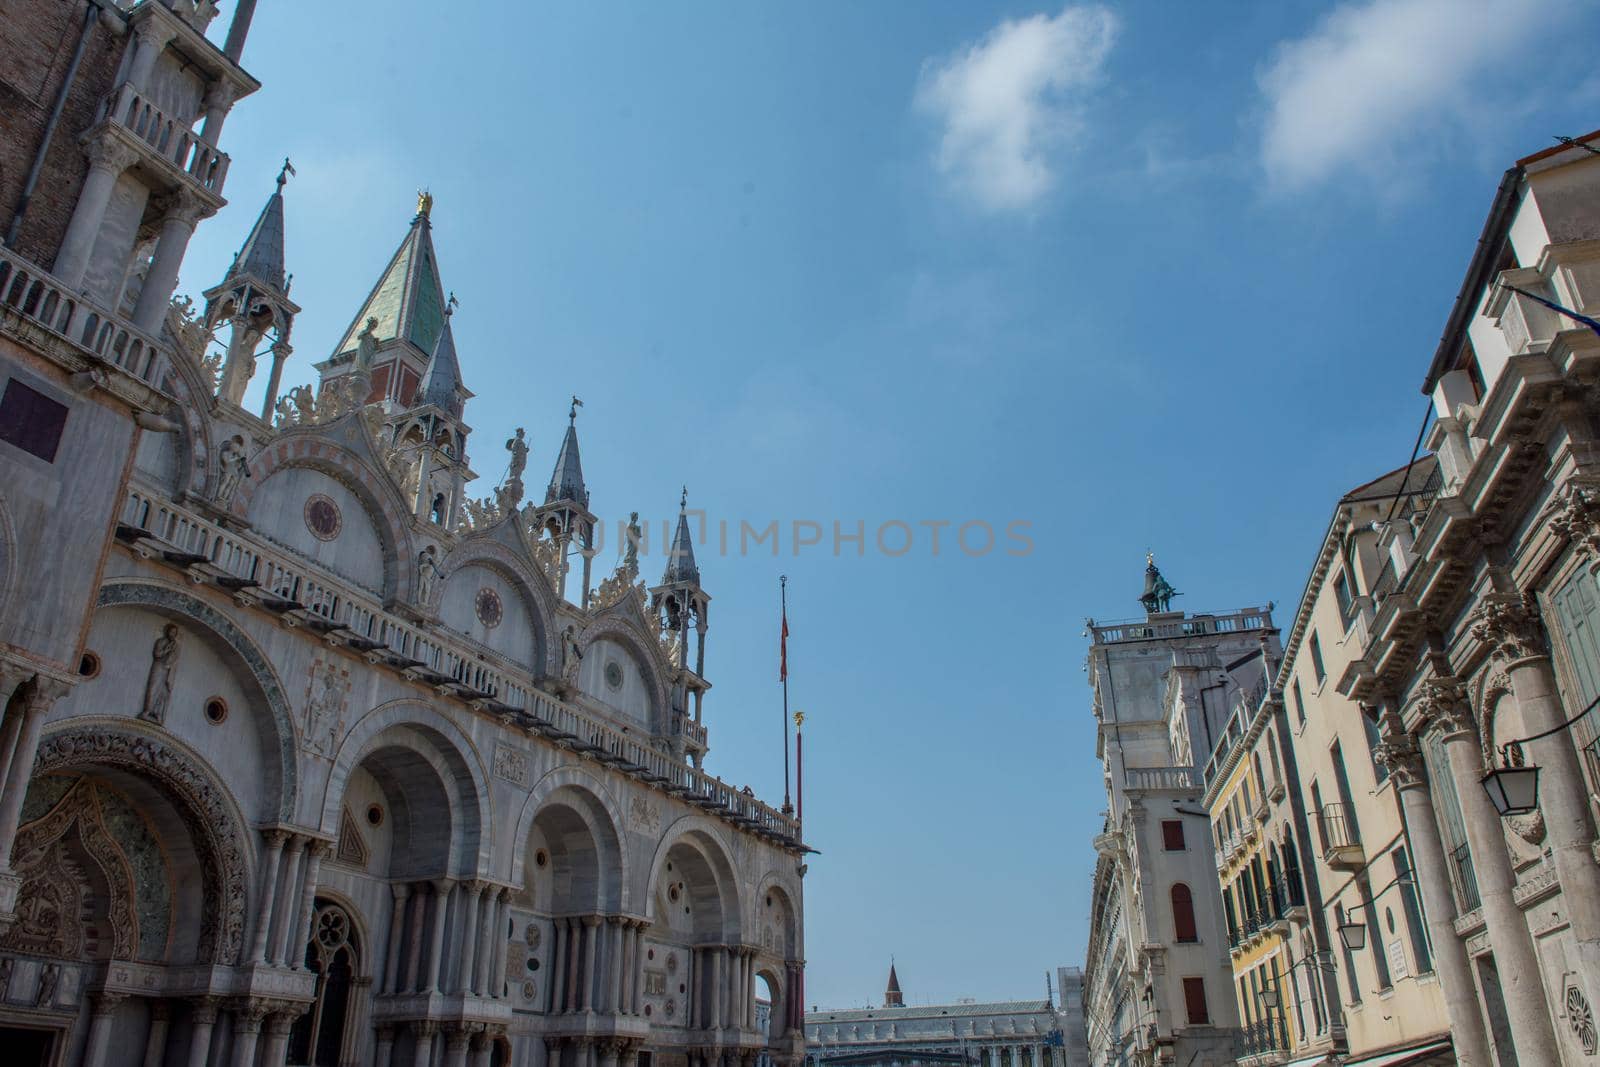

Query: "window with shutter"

xmin=1182 ymin=977 xmax=1209 ymax=1024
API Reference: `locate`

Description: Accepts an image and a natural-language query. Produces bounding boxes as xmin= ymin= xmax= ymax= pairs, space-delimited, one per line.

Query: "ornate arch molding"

xmin=322 ymin=701 xmax=491 ymax=876
xmin=1471 ymin=666 xmax=1516 ymax=770
xmin=578 ymin=614 xmax=672 ymax=731
xmin=511 ymin=764 xmax=627 ymax=904
xmin=96 ymin=579 xmax=297 ymax=821
xmin=437 ymin=538 xmax=557 ymax=674
xmin=228 ymin=429 xmax=416 ymax=600
xmin=644 ymin=814 xmax=745 ymax=942
xmin=155 ymin=356 xmax=207 ymax=500
xmin=0 ymin=488 xmax=15 ymax=624
xmin=31 ymin=719 xmax=251 ymax=965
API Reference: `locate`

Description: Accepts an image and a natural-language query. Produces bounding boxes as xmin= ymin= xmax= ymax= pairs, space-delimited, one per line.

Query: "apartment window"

xmin=1422 ymin=730 xmax=1481 ymax=911
xmin=1292 ymin=680 xmax=1306 ymax=726
xmin=1252 ymin=753 xmax=1267 ymax=800
xmin=1309 ymin=632 xmax=1326 ymax=685
xmin=1266 ymin=730 xmax=1282 ymax=788
xmin=1223 ymin=885 xmax=1238 ymax=941
xmin=1359 ymin=875 xmax=1392 ymax=991
xmin=1551 ymin=570 xmax=1600 ymax=791
xmin=1334 ymin=570 xmax=1354 ymax=627
xmin=1363 ymin=711 xmax=1389 ymax=785
xmin=1330 ymin=741 xmax=1362 ymax=845
xmin=1172 ymin=884 xmax=1198 ymax=943
xmin=1162 ymin=820 xmax=1186 ymax=851
xmin=1183 ymin=977 xmax=1209 ymax=1025
xmin=1392 ymin=847 xmax=1432 ymax=975
xmin=0 ymin=379 xmax=68 ymax=463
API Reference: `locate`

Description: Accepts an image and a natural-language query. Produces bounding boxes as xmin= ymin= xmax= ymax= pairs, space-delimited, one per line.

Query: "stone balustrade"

xmin=0 ymin=243 xmax=171 ymax=391
xmin=99 ymin=81 xmax=231 ymax=198
xmin=119 ymin=487 xmax=803 ymax=845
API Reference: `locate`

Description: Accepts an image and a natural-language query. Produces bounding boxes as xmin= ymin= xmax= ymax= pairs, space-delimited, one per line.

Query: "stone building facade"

xmin=1334 ymin=132 xmax=1600 ymax=1065
xmin=0 ymin=4 xmax=807 ymax=1067
xmin=804 ymin=966 xmax=1088 ymax=1067
xmin=1080 ymin=580 xmax=1278 ymax=1067
xmin=1219 ymin=460 xmax=1451 ymax=1067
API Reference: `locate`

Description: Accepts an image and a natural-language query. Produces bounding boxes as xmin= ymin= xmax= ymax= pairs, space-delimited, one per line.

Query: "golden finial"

xmin=793 ymin=710 xmax=805 ymax=729
xmin=1147 ymin=549 xmax=1155 ymax=566
xmin=416 ymin=188 xmax=433 ymax=218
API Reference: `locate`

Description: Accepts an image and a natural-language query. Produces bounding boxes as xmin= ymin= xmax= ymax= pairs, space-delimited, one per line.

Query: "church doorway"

xmin=0 ymin=1025 xmax=57 ymax=1066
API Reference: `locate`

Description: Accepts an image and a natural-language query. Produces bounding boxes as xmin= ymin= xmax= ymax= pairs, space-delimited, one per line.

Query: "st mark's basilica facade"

xmin=0 ymin=3 xmax=807 ymax=1066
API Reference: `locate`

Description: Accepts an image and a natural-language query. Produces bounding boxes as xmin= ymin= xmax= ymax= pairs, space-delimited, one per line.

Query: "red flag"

xmin=780 ymin=606 xmax=789 ymax=682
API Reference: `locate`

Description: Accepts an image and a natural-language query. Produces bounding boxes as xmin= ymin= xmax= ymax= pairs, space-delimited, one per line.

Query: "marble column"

xmin=131 ymin=193 xmax=205 ymax=333
xmin=581 ymin=916 xmax=600 ymax=1012
xmin=385 ymin=883 xmax=412 ymax=993
xmin=1435 ymin=684 xmax=1561 ymax=1061
xmin=0 ymin=667 xmax=36 ymax=805
xmin=712 ymin=947 xmax=725 ymax=1029
xmin=0 ymin=675 xmax=66 ymax=868
xmin=459 ymin=882 xmax=485 ymax=994
xmin=270 ymin=838 xmax=307 ymax=966
xmin=289 ymin=841 xmax=327 ymax=971
xmin=606 ymin=917 xmax=625 ymax=1012
xmin=1478 ymin=599 xmax=1600 ymax=989
xmin=83 ymin=993 xmax=127 ymax=1067
xmin=186 ymin=999 xmax=221 ymax=1067
xmin=53 ymin=136 xmax=138 ymax=288
xmin=1376 ymin=725 xmax=1492 ymax=1066
xmin=470 ymin=1031 xmax=493 ymax=1067
xmin=127 ymin=18 xmax=176 ymax=90
xmin=549 ymin=916 xmax=568 ymax=1012
xmin=230 ymin=1001 xmax=267 ymax=1067
xmin=250 ymin=830 xmax=288 ymax=962
xmin=406 ymin=883 xmax=429 ymax=993
xmin=414 ymin=1021 xmax=439 ymax=1067
xmin=375 ymin=1026 xmax=396 ymax=1067
xmin=566 ymin=918 xmax=583 ymax=1012
xmin=446 ymin=1028 xmax=472 ymax=1067
xmin=261 ymin=1011 xmax=295 ymax=1067
xmin=487 ymin=889 xmax=511 ymax=997
xmin=599 ymin=1040 xmax=620 ymax=1067
xmin=143 ymin=1000 xmax=172 ymax=1067
xmin=426 ymin=879 xmax=456 ymax=993
xmin=619 ymin=920 xmax=638 ymax=1015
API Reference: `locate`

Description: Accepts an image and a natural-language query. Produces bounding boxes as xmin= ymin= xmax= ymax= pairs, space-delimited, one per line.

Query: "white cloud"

xmin=1259 ymin=0 xmax=1573 ymax=190
xmin=916 ymin=6 xmax=1118 ymax=213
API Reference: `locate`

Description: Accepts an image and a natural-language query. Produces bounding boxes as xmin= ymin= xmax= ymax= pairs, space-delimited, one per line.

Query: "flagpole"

xmin=781 ymin=575 xmax=792 ymax=815
xmin=795 ymin=711 xmax=804 ymax=833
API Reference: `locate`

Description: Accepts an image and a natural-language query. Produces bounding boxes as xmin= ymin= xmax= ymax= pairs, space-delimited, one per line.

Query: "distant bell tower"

xmin=884 ymin=962 xmax=903 ymax=1008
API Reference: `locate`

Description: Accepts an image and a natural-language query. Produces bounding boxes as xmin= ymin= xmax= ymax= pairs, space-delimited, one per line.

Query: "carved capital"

xmin=232 ymin=997 xmax=270 ymax=1029
xmin=191 ymin=996 xmax=222 ymax=1025
xmin=1415 ymin=677 xmax=1475 ymax=738
xmin=447 ymin=1029 xmax=472 ymax=1051
xmin=133 ymin=16 xmax=179 ymax=50
xmin=82 ymin=132 xmax=140 ymax=174
xmin=391 ymin=882 xmax=412 ymax=901
xmin=1372 ymin=734 xmax=1426 ymax=790
xmin=202 ymin=79 xmax=237 ymax=112
xmin=92 ymin=990 xmax=129 ymax=1015
xmin=261 ymin=828 xmax=289 ymax=849
xmin=1471 ymin=595 xmax=1547 ymax=665
xmin=1549 ymin=481 xmax=1600 ymax=559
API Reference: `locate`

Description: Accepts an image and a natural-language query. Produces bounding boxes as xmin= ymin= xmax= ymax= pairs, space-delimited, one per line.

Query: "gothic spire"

xmin=416 ymin=297 xmax=465 ymax=417
xmin=661 ymin=487 xmax=701 ymax=585
xmin=330 ymin=192 xmax=450 ymax=359
xmin=545 ymin=395 xmax=589 ymax=506
xmin=230 ymin=158 xmax=291 ymax=291
xmin=885 ymin=962 xmax=903 ymax=1008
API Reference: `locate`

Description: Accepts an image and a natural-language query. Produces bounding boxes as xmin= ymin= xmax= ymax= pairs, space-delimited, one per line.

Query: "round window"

xmin=78 ymin=651 xmax=101 ymax=679
xmin=204 ymin=697 xmax=228 ymax=725
xmin=535 ymin=849 xmax=548 ymax=868
xmin=604 ymin=660 xmax=624 ymax=690
xmin=475 ymin=587 xmax=503 ymax=628
xmin=304 ymin=494 xmax=342 ymax=540
xmin=366 ymin=804 xmax=384 ymax=827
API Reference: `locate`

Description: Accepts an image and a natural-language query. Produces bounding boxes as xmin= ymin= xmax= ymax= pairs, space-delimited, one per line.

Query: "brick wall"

xmin=0 ymin=0 xmax=129 ymax=270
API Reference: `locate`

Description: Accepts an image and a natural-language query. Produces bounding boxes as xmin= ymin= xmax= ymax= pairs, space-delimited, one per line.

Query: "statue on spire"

xmin=416 ymin=188 xmax=433 ymax=219
xmin=1139 ymin=552 xmax=1180 ymax=614
xmin=276 ymin=157 xmax=295 ymax=190
xmin=569 ymin=394 xmax=583 ymax=422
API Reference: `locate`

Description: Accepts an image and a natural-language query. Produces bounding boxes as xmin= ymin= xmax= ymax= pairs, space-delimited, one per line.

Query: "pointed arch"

xmin=95 ymin=579 xmax=298 ymax=821
xmin=322 ymin=700 xmax=490 ymax=877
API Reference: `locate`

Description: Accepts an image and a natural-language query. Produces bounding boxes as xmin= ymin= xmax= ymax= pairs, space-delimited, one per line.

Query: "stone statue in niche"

xmin=623 ymin=512 xmax=642 ymax=577
xmin=35 ymin=962 xmax=59 ymax=1007
xmin=430 ymin=492 xmax=448 ymax=526
xmin=215 ymin=435 xmax=250 ymax=505
xmin=303 ymin=660 xmax=350 ymax=757
xmin=416 ymin=547 xmax=440 ymax=607
xmin=560 ymin=626 xmax=584 ymax=687
xmin=140 ymin=624 xmax=181 ymax=724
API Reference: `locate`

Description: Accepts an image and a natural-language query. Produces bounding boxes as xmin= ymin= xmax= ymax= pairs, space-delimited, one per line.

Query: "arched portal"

xmin=287 ymin=897 xmax=363 ymax=1066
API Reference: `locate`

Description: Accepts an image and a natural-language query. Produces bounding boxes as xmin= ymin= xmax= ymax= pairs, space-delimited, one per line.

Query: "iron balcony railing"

xmin=1240 ymin=1018 xmax=1288 ymax=1057
xmin=1451 ymin=841 xmax=1482 ymax=912
xmin=1317 ymin=803 xmax=1361 ymax=850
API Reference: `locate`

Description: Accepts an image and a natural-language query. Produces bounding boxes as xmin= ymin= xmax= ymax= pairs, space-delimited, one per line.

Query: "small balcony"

xmin=1239 ymin=1018 xmax=1289 ymax=1063
xmin=1318 ymin=804 xmax=1365 ymax=871
xmin=98 ymin=81 xmax=231 ymax=203
xmin=0 ymin=243 xmax=170 ymax=392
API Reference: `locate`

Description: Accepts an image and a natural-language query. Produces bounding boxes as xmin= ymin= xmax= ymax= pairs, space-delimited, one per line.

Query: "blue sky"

xmin=182 ymin=0 xmax=1600 ymax=1009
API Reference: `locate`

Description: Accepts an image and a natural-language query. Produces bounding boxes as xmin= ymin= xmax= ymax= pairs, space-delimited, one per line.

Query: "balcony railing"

xmin=100 ymin=81 xmax=230 ymax=197
xmin=1124 ymin=766 xmax=1197 ymax=791
xmin=119 ymin=487 xmax=801 ymax=843
xmin=0 ymin=244 xmax=170 ymax=390
xmin=1317 ymin=803 xmax=1364 ymax=870
xmin=1240 ymin=1019 xmax=1288 ymax=1058
xmin=1089 ymin=607 xmax=1272 ymax=644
